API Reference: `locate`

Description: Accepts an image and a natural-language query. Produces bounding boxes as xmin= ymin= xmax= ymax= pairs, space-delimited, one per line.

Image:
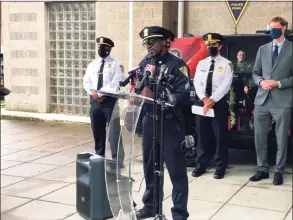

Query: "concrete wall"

xmin=185 ymin=1 xmax=293 ymax=36
xmin=0 ymin=4 xmax=2 ymax=50
xmin=95 ymin=2 xmax=164 ymax=72
xmin=2 ymin=2 xmax=48 ymax=112
xmin=2 ymin=1 xmax=292 ymax=115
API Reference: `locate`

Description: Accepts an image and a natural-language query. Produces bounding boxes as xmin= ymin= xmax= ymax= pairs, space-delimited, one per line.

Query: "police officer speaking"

xmin=83 ymin=36 xmax=124 ymax=167
xmin=192 ymin=33 xmax=233 ymax=179
xmin=135 ymin=26 xmax=190 ymax=220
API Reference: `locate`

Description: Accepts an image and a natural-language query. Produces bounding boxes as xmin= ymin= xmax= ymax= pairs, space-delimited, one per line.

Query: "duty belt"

xmin=145 ymin=112 xmax=174 ymax=120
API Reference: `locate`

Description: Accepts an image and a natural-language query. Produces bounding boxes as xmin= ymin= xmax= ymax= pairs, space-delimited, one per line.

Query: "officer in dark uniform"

xmin=135 ymin=26 xmax=190 ymax=220
xmin=192 ymin=33 xmax=233 ymax=179
xmin=83 ymin=36 xmax=124 ymax=167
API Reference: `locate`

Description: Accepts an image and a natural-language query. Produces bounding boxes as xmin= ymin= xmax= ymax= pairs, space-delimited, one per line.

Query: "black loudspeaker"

xmin=76 ymin=153 xmax=113 ymax=220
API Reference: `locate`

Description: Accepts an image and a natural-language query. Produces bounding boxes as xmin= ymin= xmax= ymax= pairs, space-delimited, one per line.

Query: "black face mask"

xmin=208 ymin=47 xmax=219 ymax=57
xmin=98 ymin=47 xmax=110 ymax=58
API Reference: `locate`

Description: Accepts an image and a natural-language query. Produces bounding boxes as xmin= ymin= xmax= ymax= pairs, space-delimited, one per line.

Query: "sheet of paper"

xmin=191 ymin=105 xmax=215 ymax=117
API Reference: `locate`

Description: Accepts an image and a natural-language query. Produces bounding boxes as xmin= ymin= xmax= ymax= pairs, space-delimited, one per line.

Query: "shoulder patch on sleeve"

xmin=228 ymin=62 xmax=233 ymax=72
xmin=179 ymin=65 xmax=189 ymax=77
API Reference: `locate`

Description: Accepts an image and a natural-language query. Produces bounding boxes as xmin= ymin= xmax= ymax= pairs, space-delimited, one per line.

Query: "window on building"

xmin=48 ymin=2 xmax=96 ymax=115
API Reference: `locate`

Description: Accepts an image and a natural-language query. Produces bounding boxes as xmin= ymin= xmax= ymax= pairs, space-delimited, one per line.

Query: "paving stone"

xmin=1 ymin=175 xmax=26 ymax=188
xmin=1 ymin=150 xmax=53 ymax=162
xmin=39 ymin=183 xmax=76 ymax=205
xmin=1 ymin=195 xmax=31 ymax=213
xmin=1 ymin=160 xmax=24 ymax=170
xmin=0 ymin=200 xmax=76 ymax=220
xmin=228 ymin=186 xmax=292 ymax=212
xmin=211 ymin=204 xmax=287 ymax=220
xmin=189 ymin=179 xmax=242 ymax=203
xmin=1 ymin=162 xmax=60 ymax=178
xmin=1 ymin=178 xmax=70 ymax=199
xmin=34 ymin=165 xmax=76 ymax=183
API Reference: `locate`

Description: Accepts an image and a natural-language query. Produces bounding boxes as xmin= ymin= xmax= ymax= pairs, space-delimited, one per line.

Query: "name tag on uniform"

xmin=200 ymin=69 xmax=207 ymax=72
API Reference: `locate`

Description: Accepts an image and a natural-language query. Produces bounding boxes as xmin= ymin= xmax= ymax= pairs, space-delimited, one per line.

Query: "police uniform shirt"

xmin=83 ymin=55 xmax=123 ymax=96
xmin=139 ymin=52 xmax=190 ymax=116
xmin=194 ymin=55 xmax=233 ymax=102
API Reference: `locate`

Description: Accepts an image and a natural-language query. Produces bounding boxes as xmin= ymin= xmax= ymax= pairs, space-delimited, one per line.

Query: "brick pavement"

xmin=1 ymin=119 xmax=292 ymax=220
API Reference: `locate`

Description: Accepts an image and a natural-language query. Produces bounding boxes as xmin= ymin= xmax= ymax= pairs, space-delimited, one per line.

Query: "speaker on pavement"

xmin=76 ymin=153 xmax=113 ymax=220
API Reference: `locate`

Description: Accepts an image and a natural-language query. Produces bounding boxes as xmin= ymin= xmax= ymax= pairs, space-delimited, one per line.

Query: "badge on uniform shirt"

xmin=228 ymin=63 xmax=234 ymax=72
xmin=144 ymin=28 xmax=148 ymax=37
xmin=108 ymin=64 xmax=112 ymax=68
xmin=179 ymin=66 xmax=189 ymax=77
xmin=217 ymin=66 xmax=223 ymax=72
xmin=208 ymin=34 xmax=212 ymax=41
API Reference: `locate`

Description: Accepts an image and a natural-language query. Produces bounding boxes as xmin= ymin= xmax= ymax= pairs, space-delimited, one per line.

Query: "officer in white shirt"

xmin=83 ymin=36 xmax=124 ymax=167
xmin=192 ymin=33 xmax=233 ymax=179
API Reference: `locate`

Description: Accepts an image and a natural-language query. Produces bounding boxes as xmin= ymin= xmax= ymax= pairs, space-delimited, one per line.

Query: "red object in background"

xmin=170 ymin=37 xmax=208 ymax=80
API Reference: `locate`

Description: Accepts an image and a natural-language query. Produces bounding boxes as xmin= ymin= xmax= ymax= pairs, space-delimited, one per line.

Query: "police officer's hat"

xmin=203 ymin=33 xmax=224 ymax=44
xmin=96 ymin=36 xmax=114 ymax=47
xmin=139 ymin=26 xmax=175 ymax=43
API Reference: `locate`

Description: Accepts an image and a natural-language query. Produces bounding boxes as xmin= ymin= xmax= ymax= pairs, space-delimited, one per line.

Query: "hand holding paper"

xmin=192 ymin=105 xmax=215 ymax=117
xmin=203 ymin=105 xmax=210 ymax=116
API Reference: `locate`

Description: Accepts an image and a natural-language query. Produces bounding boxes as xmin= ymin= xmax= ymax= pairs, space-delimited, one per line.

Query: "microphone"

xmin=134 ymin=64 xmax=156 ymax=94
xmin=157 ymin=64 xmax=168 ymax=85
xmin=128 ymin=66 xmax=141 ymax=77
xmin=119 ymin=66 xmax=141 ymax=87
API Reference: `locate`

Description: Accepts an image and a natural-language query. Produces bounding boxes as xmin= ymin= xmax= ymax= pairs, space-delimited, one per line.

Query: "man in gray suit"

xmin=249 ymin=17 xmax=292 ymax=185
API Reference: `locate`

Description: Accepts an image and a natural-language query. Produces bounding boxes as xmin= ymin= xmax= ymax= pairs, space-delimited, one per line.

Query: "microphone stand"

xmin=153 ymin=75 xmax=173 ymax=220
xmin=151 ymin=77 xmax=159 ymax=218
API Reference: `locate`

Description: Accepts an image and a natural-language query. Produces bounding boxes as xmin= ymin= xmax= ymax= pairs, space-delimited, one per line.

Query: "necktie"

xmin=272 ymin=45 xmax=278 ymax=67
xmin=205 ymin=60 xmax=215 ymax=97
xmin=97 ymin=60 xmax=105 ymax=90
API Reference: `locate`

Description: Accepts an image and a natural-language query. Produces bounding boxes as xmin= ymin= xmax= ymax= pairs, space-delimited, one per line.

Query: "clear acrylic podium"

xmin=98 ymin=88 xmax=154 ymax=220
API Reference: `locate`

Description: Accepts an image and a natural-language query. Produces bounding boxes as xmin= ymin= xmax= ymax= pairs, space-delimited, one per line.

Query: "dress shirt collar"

xmin=207 ymin=54 xmax=222 ymax=62
xmin=97 ymin=55 xmax=112 ymax=63
xmin=273 ymin=37 xmax=286 ymax=48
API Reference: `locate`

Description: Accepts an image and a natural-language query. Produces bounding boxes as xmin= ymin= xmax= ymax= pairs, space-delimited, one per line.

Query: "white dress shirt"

xmin=83 ymin=55 xmax=123 ymax=97
xmin=258 ymin=38 xmax=286 ymax=88
xmin=194 ymin=55 xmax=233 ymax=102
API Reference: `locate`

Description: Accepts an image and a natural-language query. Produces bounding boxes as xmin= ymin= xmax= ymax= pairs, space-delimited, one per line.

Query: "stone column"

xmin=2 ymin=2 xmax=49 ymax=113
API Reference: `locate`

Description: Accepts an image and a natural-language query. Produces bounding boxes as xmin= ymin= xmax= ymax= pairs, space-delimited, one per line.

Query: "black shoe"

xmin=135 ymin=207 xmax=154 ymax=220
xmin=191 ymin=168 xmax=206 ymax=177
xmin=273 ymin=172 xmax=283 ymax=185
xmin=214 ymin=170 xmax=225 ymax=179
xmin=249 ymin=171 xmax=269 ymax=182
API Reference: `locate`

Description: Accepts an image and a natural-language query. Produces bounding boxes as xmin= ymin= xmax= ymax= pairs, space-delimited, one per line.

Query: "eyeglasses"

xmin=143 ymin=38 xmax=161 ymax=47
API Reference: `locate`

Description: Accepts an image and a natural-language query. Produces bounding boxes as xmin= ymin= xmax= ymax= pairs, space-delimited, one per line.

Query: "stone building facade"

xmin=1 ymin=1 xmax=292 ymax=115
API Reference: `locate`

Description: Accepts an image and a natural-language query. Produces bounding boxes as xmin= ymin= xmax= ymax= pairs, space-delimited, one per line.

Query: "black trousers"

xmin=196 ymin=98 xmax=229 ymax=172
xmin=90 ymin=96 xmax=124 ymax=163
xmin=141 ymin=115 xmax=189 ymax=220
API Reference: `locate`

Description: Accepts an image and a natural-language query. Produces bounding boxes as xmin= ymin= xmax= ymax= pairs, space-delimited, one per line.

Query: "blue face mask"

xmin=269 ymin=28 xmax=283 ymax=39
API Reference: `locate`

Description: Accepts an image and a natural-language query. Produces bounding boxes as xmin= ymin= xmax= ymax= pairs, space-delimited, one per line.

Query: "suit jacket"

xmin=252 ymin=39 xmax=293 ymax=108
